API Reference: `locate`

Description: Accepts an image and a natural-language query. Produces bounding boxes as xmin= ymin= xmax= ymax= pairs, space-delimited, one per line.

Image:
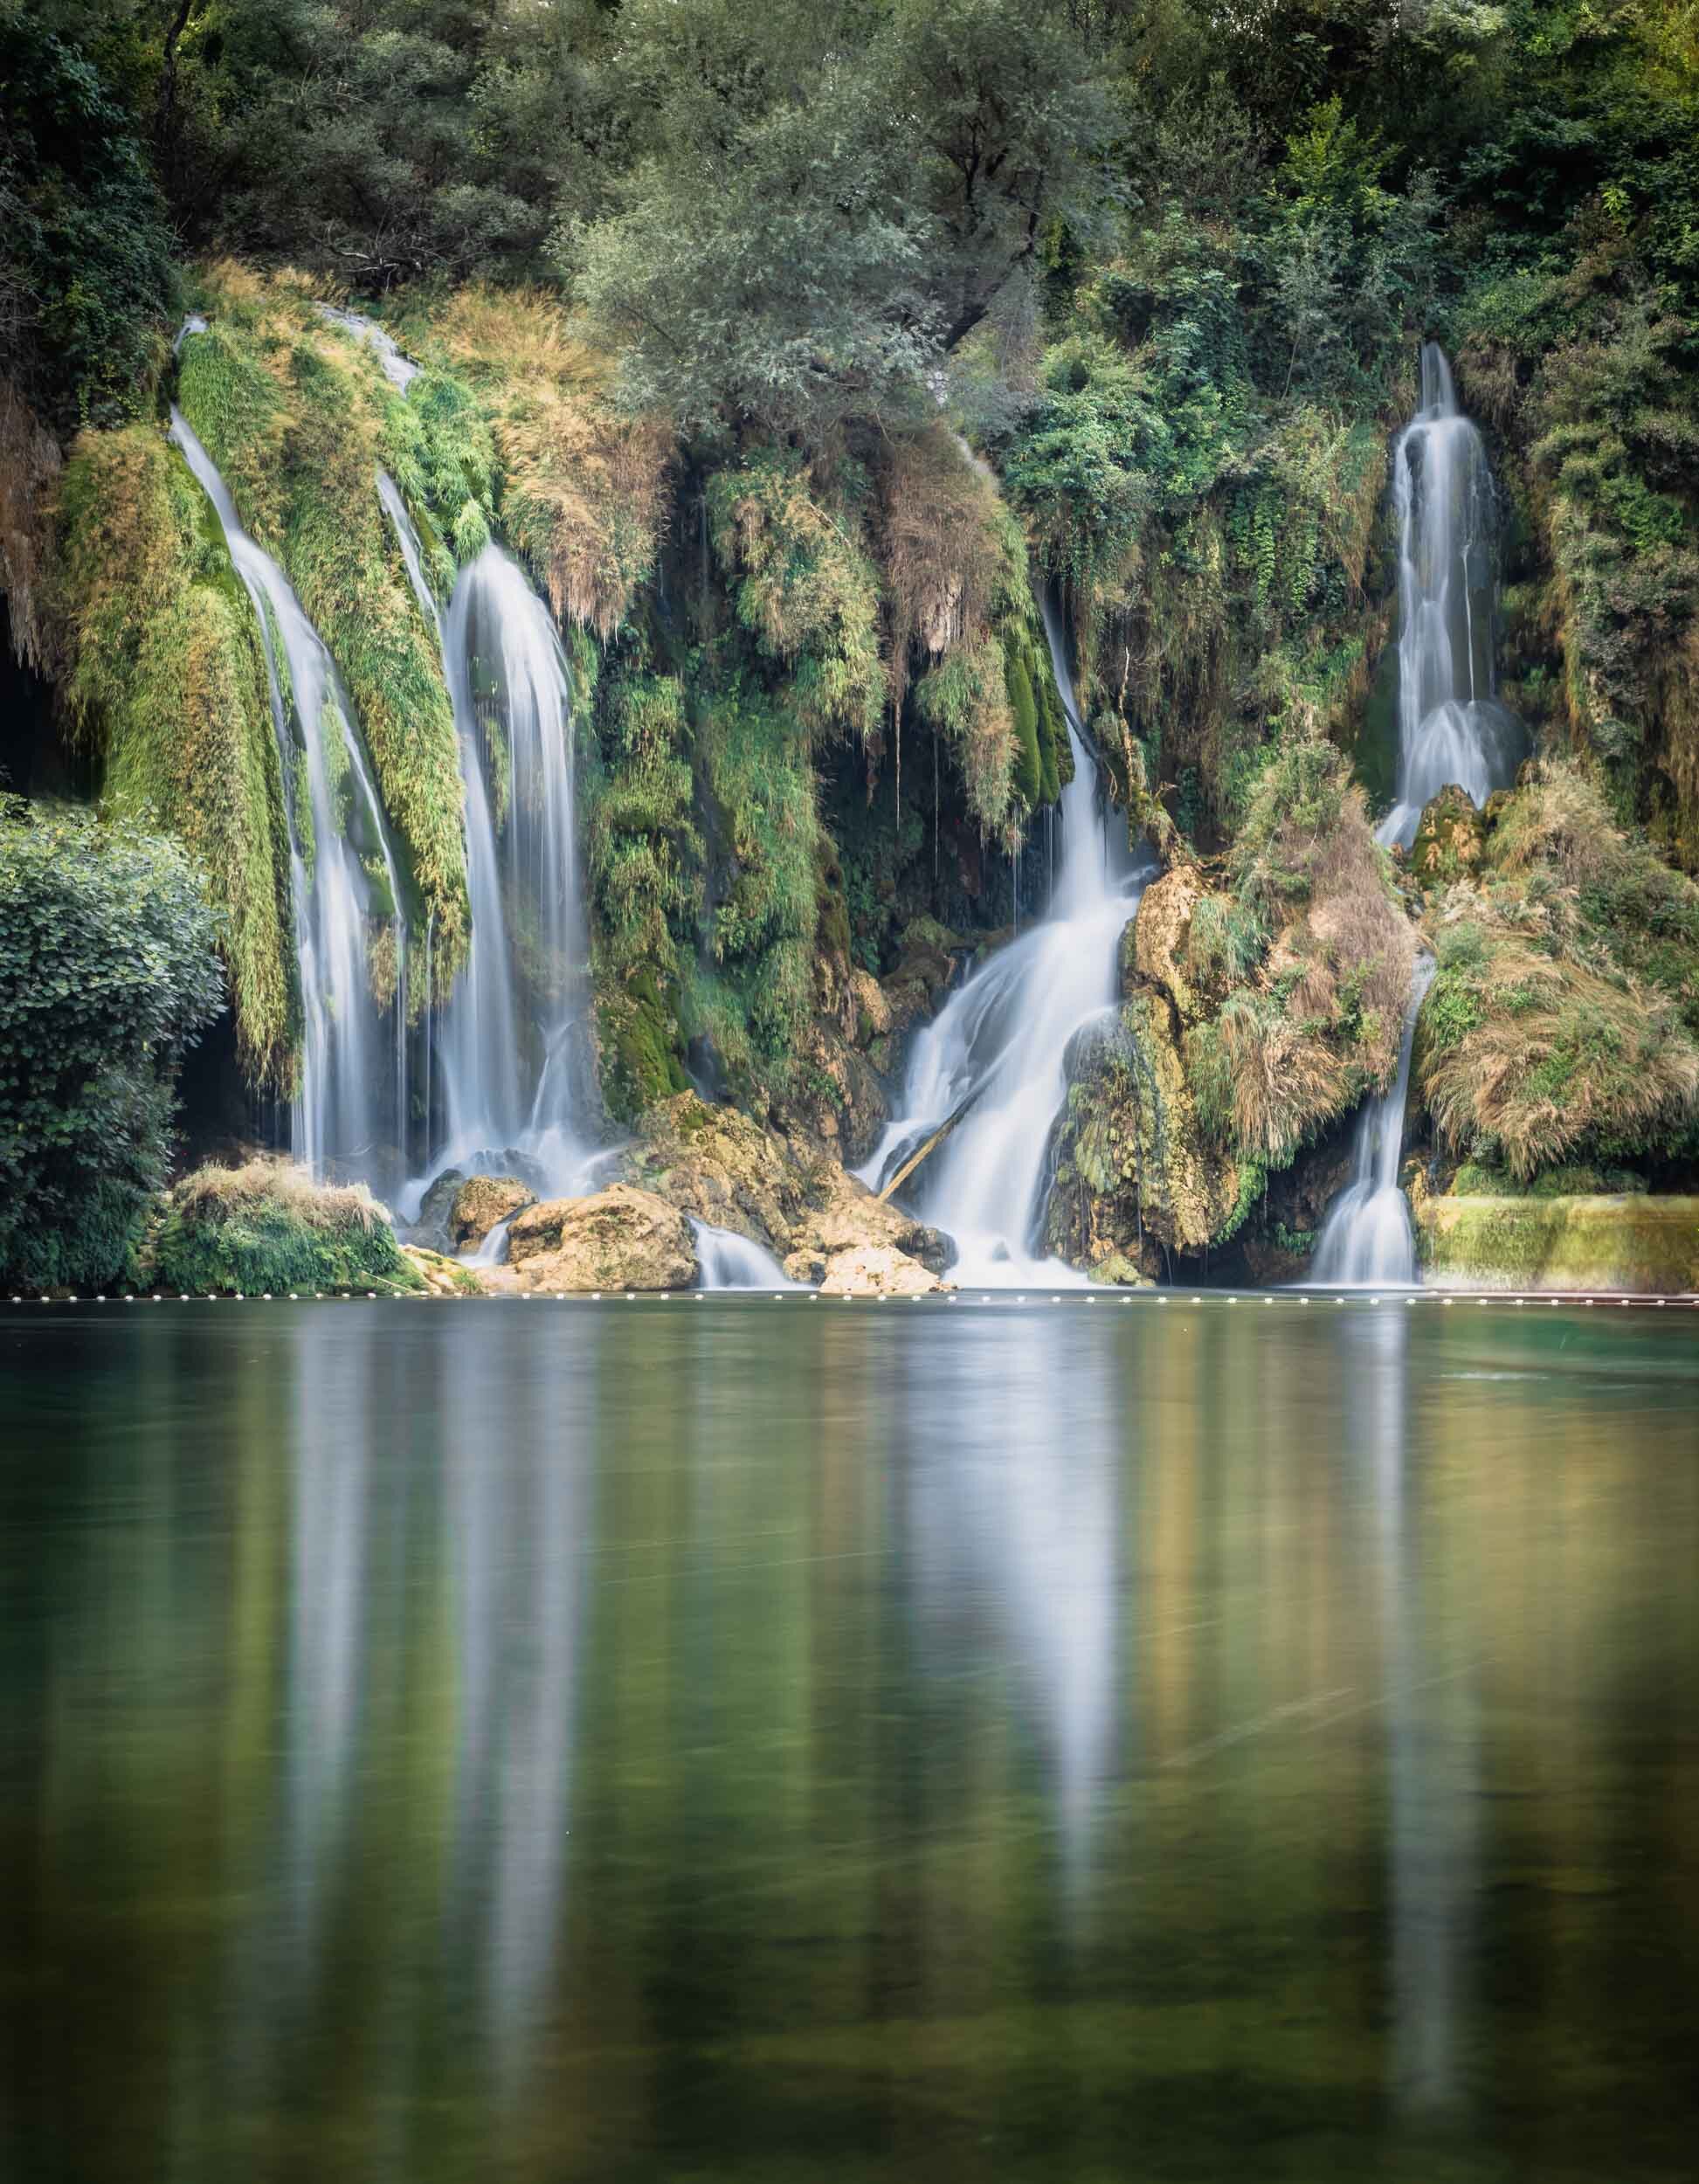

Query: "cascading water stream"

xmin=171 ymin=405 xmax=407 ymax=1187
xmin=860 ymin=602 xmax=1150 ymax=1283
xmin=419 ymin=544 xmax=599 ymax=1196
xmin=689 ymin=1221 xmax=802 ymax=1291
xmin=1307 ymin=957 xmax=1436 ymax=1287
xmin=1378 ymin=344 xmax=1522 ymax=849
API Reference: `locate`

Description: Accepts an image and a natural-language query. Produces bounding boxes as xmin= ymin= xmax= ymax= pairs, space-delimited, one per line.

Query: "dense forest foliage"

xmin=3 ymin=0 xmax=1697 ymax=1286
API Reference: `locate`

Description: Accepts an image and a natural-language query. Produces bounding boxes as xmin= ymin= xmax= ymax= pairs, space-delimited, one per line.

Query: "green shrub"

xmin=143 ymin=1162 xmax=424 ymax=1296
xmin=0 ymin=800 xmax=224 ymax=1292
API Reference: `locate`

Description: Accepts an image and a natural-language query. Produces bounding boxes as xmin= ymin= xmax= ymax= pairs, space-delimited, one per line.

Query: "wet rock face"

xmin=500 ymin=1185 xmax=699 ymax=1292
xmin=1409 ymin=783 xmax=1488 ymax=885
xmin=1042 ymin=985 xmax=1238 ymax=1279
xmin=410 ymin=1168 xmax=468 ymax=1254
xmin=449 ymin=1174 xmax=535 ymax=1252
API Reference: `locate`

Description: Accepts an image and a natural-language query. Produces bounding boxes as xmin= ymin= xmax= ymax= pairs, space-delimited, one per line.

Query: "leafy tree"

xmin=0 ymin=798 xmax=224 ymax=1291
xmin=0 ymin=12 xmax=176 ymax=428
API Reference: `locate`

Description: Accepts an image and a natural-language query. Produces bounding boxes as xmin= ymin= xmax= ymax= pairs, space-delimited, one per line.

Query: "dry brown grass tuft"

xmin=1423 ymin=943 xmax=1699 ymax=1177
xmin=173 ymin=1158 xmax=383 ymax=1231
xmin=430 ymin=284 xmax=672 ymax=637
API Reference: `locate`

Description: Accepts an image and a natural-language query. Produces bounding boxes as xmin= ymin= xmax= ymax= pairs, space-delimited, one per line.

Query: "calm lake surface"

xmin=2 ymin=1295 xmax=1696 ymax=2182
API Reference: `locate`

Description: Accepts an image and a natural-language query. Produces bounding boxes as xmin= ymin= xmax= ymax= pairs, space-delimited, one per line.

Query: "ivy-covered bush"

xmin=0 ymin=800 xmax=224 ymax=1292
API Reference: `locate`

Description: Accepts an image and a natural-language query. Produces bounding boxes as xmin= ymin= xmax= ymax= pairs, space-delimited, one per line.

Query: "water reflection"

xmin=0 ymin=1299 xmax=1695 ymax=2182
xmin=904 ymin=1310 xmax=1121 ymax=1896
xmin=1344 ymin=1306 xmax=1481 ymax=2117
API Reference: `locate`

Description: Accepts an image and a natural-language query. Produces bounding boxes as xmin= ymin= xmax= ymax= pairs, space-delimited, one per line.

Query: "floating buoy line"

xmin=6 ymin=1291 xmax=1692 ymax=1309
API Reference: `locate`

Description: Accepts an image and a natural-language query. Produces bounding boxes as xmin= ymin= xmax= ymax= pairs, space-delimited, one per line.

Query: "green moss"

xmin=598 ymin=971 xmax=691 ymax=1125
xmin=707 ymin=449 xmax=886 ymax=746
xmin=1003 ymin=632 xmax=1042 ymax=810
xmin=53 ymin=425 xmax=300 ymax=1089
xmin=176 ymin=301 xmax=473 ymax=991
xmin=1419 ymin=1195 xmax=1699 ymax=1293
xmin=143 ymin=1164 xmax=425 ymax=1296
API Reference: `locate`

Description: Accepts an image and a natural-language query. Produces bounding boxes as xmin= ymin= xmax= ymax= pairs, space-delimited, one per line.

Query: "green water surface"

xmin=1 ymin=1296 xmax=1695 ymax=2181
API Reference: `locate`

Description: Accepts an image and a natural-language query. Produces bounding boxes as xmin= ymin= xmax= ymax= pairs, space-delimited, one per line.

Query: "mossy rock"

xmin=1418 ymin=1194 xmax=1699 ymax=1292
xmin=597 ymin=971 xmax=690 ymax=1125
xmin=1410 ymin=784 xmax=1488 ymax=885
xmin=144 ymin=1163 xmax=425 ymax=1295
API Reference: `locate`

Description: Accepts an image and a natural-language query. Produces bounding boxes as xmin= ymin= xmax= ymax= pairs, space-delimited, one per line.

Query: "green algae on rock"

xmin=1417 ymin=1194 xmax=1699 ymax=1294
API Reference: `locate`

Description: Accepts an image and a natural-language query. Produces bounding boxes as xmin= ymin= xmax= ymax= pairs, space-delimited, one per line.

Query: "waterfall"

xmin=418 ymin=543 xmax=598 ymax=1195
xmin=860 ymin=601 xmax=1150 ymax=1284
xmin=171 ymin=407 xmax=407 ymax=1189
xmin=690 ymin=1221 xmax=801 ymax=1290
xmin=314 ymin=304 xmax=419 ymax=391
xmin=1377 ymin=343 xmax=1522 ymax=850
xmin=1307 ymin=958 xmax=1436 ymax=1287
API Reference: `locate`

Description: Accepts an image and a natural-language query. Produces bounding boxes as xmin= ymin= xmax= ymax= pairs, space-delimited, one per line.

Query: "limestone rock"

xmin=449 ymin=1174 xmax=535 ymax=1252
xmin=623 ymin=1093 xmax=809 ymax=1251
xmin=501 ymin=1185 xmax=698 ymax=1292
xmin=1131 ymin=867 xmax=1210 ymax=1023
xmin=625 ymin=1092 xmax=947 ymax=1285
xmin=1417 ymin=1193 xmax=1699 ymax=1293
xmin=784 ymin=1162 xmax=951 ymax=1282
xmin=816 ymin=1245 xmax=942 ymax=1296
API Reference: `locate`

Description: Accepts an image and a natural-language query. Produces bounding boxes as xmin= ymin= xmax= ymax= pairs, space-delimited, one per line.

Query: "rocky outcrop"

xmin=499 ymin=1185 xmax=699 ymax=1292
xmin=1417 ymin=1193 xmax=1699 ymax=1292
xmin=780 ymin=1161 xmax=951 ymax=1285
xmin=623 ymin=1093 xmax=812 ymax=1248
xmin=448 ymin=1174 xmax=535 ymax=1252
xmin=1129 ymin=865 xmax=1212 ymax=1026
xmin=624 ymin=1092 xmax=948 ymax=1293
xmin=1042 ymin=985 xmax=1240 ymax=1279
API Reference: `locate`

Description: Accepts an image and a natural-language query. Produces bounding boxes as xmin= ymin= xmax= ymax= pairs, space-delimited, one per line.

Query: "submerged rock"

xmin=449 ymin=1173 xmax=535 ymax=1253
xmin=501 ymin=1185 xmax=699 ymax=1292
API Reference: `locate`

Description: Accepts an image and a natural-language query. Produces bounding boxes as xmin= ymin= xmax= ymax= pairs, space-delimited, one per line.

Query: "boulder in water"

xmin=410 ymin=1168 xmax=468 ymax=1254
xmin=816 ymin=1245 xmax=942 ymax=1296
xmin=501 ymin=1185 xmax=698 ymax=1292
xmin=449 ymin=1174 xmax=535 ymax=1253
xmin=143 ymin=1161 xmax=425 ymax=1296
xmin=624 ymin=1093 xmax=809 ymax=1253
